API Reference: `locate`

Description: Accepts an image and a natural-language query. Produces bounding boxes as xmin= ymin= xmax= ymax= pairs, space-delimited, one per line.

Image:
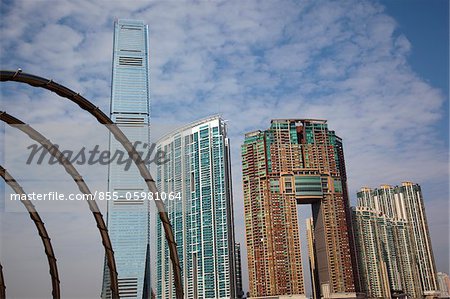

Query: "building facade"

xmin=306 ymin=217 xmax=319 ymax=299
xmin=241 ymin=119 xmax=359 ymax=298
xmin=437 ymin=272 xmax=450 ymax=298
xmin=235 ymin=243 xmax=244 ymax=298
xmin=101 ymin=19 xmax=152 ymax=299
xmin=399 ymin=183 xmax=439 ymax=297
xmin=352 ymin=206 xmax=419 ymax=298
xmin=156 ymin=116 xmax=237 ymax=299
xmin=354 ymin=183 xmax=439 ymax=299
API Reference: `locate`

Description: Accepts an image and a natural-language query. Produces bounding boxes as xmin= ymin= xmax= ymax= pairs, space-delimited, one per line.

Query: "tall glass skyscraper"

xmin=156 ymin=116 xmax=237 ymax=299
xmin=102 ymin=19 xmax=151 ymax=299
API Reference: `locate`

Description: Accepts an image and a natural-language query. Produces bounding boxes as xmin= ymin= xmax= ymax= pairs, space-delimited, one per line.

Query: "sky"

xmin=0 ymin=0 xmax=449 ymax=298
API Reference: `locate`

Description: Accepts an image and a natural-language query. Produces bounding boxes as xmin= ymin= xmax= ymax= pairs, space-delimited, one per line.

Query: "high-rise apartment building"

xmin=156 ymin=116 xmax=236 ymax=299
xmin=352 ymin=207 xmax=396 ymax=298
xmin=101 ymin=19 xmax=151 ymax=299
xmin=352 ymin=205 xmax=419 ymax=297
xmin=241 ymin=119 xmax=359 ymax=298
xmin=399 ymin=182 xmax=439 ymax=297
xmin=354 ymin=183 xmax=439 ymax=299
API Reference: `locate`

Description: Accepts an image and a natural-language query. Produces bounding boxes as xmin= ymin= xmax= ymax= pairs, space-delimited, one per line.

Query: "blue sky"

xmin=381 ymin=0 xmax=449 ymax=143
xmin=1 ymin=0 xmax=448 ymax=298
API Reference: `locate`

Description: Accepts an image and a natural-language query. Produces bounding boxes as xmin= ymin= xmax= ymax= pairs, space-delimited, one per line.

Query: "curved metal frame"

xmin=0 ymin=262 xmax=5 ymax=299
xmin=0 ymin=112 xmax=119 ymax=298
xmin=0 ymin=166 xmax=60 ymax=298
xmin=1 ymin=70 xmax=183 ymax=298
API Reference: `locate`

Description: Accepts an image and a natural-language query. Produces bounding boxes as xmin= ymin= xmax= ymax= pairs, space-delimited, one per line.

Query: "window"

xmin=119 ymin=56 xmax=143 ymax=66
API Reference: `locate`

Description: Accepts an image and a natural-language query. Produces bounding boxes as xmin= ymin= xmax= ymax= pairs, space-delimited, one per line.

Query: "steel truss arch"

xmin=0 ymin=70 xmax=183 ymax=298
xmin=0 ymin=112 xmax=119 ymax=298
xmin=0 ymin=262 xmax=5 ymax=299
xmin=0 ymin=166 xmax=60 ymax=298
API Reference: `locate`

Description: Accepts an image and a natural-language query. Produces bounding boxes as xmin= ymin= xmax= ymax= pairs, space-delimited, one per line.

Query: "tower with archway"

xmin=242 ymin=119 xmax=360 ymax=299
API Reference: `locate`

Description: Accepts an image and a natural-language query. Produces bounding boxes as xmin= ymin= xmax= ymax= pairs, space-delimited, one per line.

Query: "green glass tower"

xmin=156 ymin=116 xmax=236 ymax=298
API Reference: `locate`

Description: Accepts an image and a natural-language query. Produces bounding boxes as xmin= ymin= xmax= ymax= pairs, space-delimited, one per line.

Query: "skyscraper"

xmin=399 ymin=182 xmax=439 ymax=298
xmin=355 ymin=186 xmax=422 ymax=299
xmin=352 ymin=202 xmax=419 ymax=297
xmin=242 ymin=119 xmax=359 ymax=298
xmin=102 ymin=19 xmax=151 ymax=299
xmin=354 ymin=183 xmax=439 ymax=299
xmin=156 ymin=116 xmax=237 ymax=299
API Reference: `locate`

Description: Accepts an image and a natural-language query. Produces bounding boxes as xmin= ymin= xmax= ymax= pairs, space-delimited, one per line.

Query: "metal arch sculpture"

xmin=0 ymin=166 xmax=60 ymax=299
xmin=0 ymin=262 xmax=5 ymax=299
xmin=0 ymin=112 xmax=120 ymax=299
xmin=0 ymin=70 xmax=184 ymax=298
